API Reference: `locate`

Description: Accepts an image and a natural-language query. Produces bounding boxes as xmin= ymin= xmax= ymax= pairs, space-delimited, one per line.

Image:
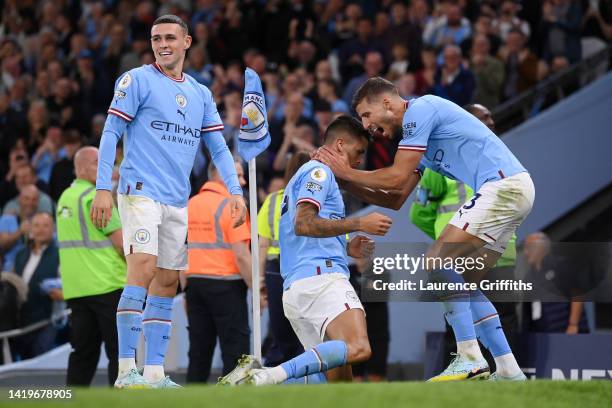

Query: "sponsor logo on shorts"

xmin=134 ymin=228 xmax=150 ymax=244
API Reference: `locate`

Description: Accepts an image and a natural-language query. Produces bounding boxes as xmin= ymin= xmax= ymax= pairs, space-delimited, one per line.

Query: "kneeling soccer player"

xmin=221 ymin=116 xmax=393 ymax=385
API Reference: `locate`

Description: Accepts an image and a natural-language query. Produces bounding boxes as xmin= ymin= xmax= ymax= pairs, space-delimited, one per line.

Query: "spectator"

xmin=0 ymin=185 xmax=41 ymax=272
xmin=431 ymin=45 xmax=476 ymax=106
xmin=316 ymin=78 xmax=350 ymax=114
xmin=470 ymin=34 xmax=505 ymax=108
xmin=57 ymin=147 xmax=126 ymax=386
xmin=339 ymin=17 xmax=385 ymax=83
xmin=499 ymin=29 xmax=540 ymax=100
xmin=521 ymin=232 xmax=589 ymax=334
xmin=539 ymin=0 xmax=583 ymax=64
xmin=31 ymin=126 xmax=66 ymax=185
xmin=387 ymin=1 xmax=423 ymax=70
xmin=273 ymin=123 xmax=318 ymax=172
xmin=387 ymin=42 xmax=411 ymax=79
xmin=492 ymin=0 xmax=531 ymax=41
xmin=396 ymin=73 xmax=419 ymax=100
xmin=12 ymin=212 xmax=62 ymax=360
xmin=415 ymin=46 xmax=438 ymax=95
xmin=423 ymin=2 xmax=472 ymax=50
xmin=342 ymin=50 xmax=384 ymax=106
xmin=3 ymin=167 xmax=54 ymax=216
xmin=0 ymin=147 xmax=30 ymax=209
xmin=269 ymin=92 xmax=316 ymax=159
xmin=49 ymin=129 xmax=82 ymax=202
xmin=185 ymin=161 xmax=252 ymax=383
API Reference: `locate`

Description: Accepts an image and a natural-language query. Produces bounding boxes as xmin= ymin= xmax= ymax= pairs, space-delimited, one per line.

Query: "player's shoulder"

xmin=299 ymin=160 xmax=334 ymax=184
xmin=183 ymin=73 xmax=213 ymax=97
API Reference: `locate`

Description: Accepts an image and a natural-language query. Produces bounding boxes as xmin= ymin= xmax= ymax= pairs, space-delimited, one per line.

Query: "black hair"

xmin=152 ymin=14 xmax=188 ymax=34
xmin=351 ymin=76 xmax=398 ymax=112
xmin=323 ymin=116 xmax=371 ymax=145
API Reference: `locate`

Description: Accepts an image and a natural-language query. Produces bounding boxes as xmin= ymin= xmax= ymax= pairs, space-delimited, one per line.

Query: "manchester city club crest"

xmin=175 ymin=94 xmax=187 ymax=108
xmin=240 ymin=92 xmax=266 ymax=142
xmin=134 ymin=228 xmax=150 ymax=244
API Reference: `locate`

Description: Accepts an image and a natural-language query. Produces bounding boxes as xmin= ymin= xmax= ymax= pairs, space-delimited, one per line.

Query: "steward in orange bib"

xmin=185 ymin=161 xmax=251 ymax=383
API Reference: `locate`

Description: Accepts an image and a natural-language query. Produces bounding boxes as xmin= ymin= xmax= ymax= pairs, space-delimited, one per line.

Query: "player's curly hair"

xmin=153 ymin=14 xmax=188 ymax=34
xmin=351 ymin=76 xmax=398 ymax=112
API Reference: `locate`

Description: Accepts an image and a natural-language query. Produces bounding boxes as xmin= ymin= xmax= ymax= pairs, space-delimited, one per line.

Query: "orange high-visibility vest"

xmin=187 ymin=181 xmax=250 ymax=279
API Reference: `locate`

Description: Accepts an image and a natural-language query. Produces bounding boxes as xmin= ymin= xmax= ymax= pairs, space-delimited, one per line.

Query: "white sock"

xmin=118 ymin=358 xmax=136 ymax=376
xmin=456 ymin=339 xmax=484 ymax=361
xmin=267 ymin=366 xmax=289 ymax=384
xmin=143 ymin=365 xmax=165 ymax=382
xmin=494 ymin=353 xmax=522 ymax=377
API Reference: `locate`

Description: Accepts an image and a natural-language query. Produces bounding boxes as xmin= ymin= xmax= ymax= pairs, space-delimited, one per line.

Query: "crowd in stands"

xmin=1 ymin=0 xmax=611 ymax=362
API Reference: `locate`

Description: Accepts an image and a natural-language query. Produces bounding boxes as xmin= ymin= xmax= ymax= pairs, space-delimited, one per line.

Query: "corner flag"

xmin=238 ymin=68 xmax=270 ymax=363
xmin=238 ymin=68 xmax=270 ymax=162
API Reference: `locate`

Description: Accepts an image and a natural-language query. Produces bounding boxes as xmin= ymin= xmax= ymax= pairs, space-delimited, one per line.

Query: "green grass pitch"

xmin=3 ymin=381 xmax=612 ymax=408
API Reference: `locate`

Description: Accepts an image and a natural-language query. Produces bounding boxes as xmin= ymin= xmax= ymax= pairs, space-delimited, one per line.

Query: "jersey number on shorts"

xmin=462 ymin=193 xmax=482 ymax=210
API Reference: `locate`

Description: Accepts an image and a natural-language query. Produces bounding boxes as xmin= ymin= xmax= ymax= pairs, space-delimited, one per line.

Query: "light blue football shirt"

xmin=399 ymin=95 xmax=526 ymax=191
xmin=97 ymin=63 xmax=238 ymax=207
xmin=279 ymin=160 xmax=349 ymax=290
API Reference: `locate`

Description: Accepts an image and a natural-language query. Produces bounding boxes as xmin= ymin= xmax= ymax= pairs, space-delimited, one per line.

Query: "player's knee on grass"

xmin=346 ymin=338 xmax=371 ymax=364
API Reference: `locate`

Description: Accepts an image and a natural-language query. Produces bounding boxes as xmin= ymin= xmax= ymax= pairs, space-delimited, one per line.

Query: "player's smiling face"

xmin=355 ymin=95 xmax=399 ymax=140
xmin=151 ymin=23 xmax=192 ymax=70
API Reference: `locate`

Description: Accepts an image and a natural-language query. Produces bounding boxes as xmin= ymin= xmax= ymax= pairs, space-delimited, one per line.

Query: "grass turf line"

xmin=2 ymin=381 xmax=611 ymax=408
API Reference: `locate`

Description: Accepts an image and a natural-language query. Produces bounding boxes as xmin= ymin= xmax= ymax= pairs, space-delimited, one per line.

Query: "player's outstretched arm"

xmin=317 ymin=147 xmax=422 ymax=193
xmin=91 ymin=114 xmax=127 ymax=228
xmin=295 ymin=202 xmax=392 ymax=238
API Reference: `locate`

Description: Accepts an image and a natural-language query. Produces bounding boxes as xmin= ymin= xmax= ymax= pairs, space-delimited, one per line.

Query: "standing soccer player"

xmin=317 ymin=77 xmax=534 ymax=381
xmin=222 ymin=116 xmax=393 ymax=385
xmin=91 ymin=15 xmax=246 ymax=388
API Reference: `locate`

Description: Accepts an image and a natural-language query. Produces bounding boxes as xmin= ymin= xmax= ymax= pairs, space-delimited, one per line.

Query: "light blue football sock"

xmin=281 ymin=340 xmax=347 ymax=379
xmin=116 ymin=285 xmax=147 ymax=359
xmin=142 ymin=295 xmax=174 ymax=366
xmin=283 ymin=372 xmax=327 ymax=384
xmin=431 ymin=268 xmax=476 ymax=342
xmin=471 ymin=290 xmax=511 ymax=357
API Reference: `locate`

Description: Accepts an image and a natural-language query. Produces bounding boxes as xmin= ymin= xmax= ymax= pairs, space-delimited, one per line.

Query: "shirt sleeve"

xmin=257 ymin=194 xmax=272 ymax=239
xmin=107 ymin=70 xmax=142 ymax=121
xmin=295 ymin=165 xmax=333 ymax=212
xmin=200 ymin=86 xmax=224 ymax=134
xmin=398 ymin=98 xmax=438 ymax=153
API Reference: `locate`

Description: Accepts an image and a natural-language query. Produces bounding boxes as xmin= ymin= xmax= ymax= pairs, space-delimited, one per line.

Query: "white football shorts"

xmin=117 ymin=194 xmax=187 ymax=270
xmin=448 ymin=172 xmax=535 ymax=253
xmin=282 ymin=273 xmax=364 ymax=350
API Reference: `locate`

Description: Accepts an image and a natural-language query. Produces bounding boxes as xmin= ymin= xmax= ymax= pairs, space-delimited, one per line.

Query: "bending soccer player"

xmin=91 ymin=15 xmax=246 ymax=388
xmin=316 ymin=78 xmax=534 ymax=381
xmin=221 ymin=116 xmax=393 ymax=385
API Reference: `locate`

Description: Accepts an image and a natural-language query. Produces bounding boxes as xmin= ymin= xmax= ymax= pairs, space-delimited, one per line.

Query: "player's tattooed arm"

xmin=295 ymin=202 xmax=392 ymax=237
